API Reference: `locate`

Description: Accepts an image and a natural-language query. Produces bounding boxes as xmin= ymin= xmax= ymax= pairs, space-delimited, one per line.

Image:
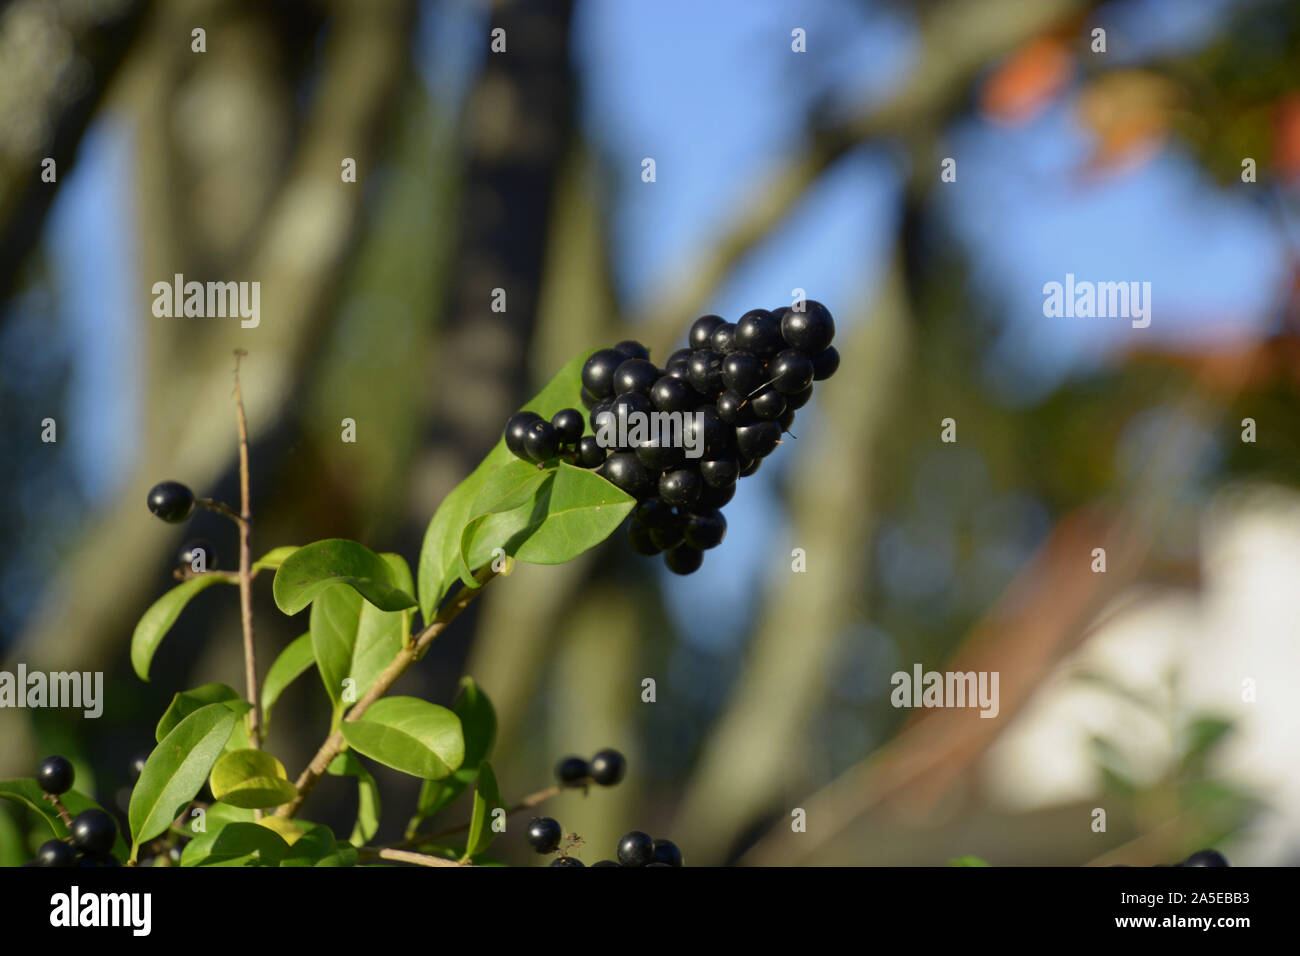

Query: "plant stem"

xmin=402 ymin=784 xmax=561 ymax=848
xmin=357 ymin=847 xmax=467 ymax=868
xmin=45 ymin=793 xmax=73 ymax=828
xmin=277 ymin=565 xmax=499 ymax=817
xmin=232 ymin=350 xmax=261 ymax=749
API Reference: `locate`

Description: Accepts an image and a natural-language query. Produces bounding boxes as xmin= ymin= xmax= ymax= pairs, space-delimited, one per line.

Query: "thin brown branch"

xmin=277 ymin=565 xmax=500 ymax=817
xmin=233 ymin=350 xmax=261 ymax=749
xmin=401 ymin=785 xmax=562 ymax=848
xmin=358 ymin=847 xmax=467 ymax=868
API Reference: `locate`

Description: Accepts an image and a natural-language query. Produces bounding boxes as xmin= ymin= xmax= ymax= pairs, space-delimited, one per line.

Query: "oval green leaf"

xmin=327 ymin=753 xmax=381 ymax=845
xmin=339 ymin=696 xmax=464 ymax=780
xmin=273 ymin=539 xmax=417 ymax=616
xmin=261 ymin=633 xmax=315 ymax=731
xmin=209 ymin=749 xmax=298 ymax=809
xmin=181 ymin=821 xmax=290 ymax=867
xmin=252 ymin=545 xmax=300 ymax=573
xmin=155 ymin=683 xmax=251 ymax=743
xmin=129 ymin=703 xmax=238 ymax=855
xmin=417 ymin=348 xmax=595 ymax=619
xmin=131 ymin=575 xmax=229 ymax=681
xmin=464 ymin=760 xmax=500 ymax=859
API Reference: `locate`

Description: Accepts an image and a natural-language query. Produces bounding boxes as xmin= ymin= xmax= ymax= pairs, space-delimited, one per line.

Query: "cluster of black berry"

xmin=25 ymin=756 xmax=121 ymax=868
xmin=502 ymin=303 xmax=839 ymax=574
xmin=554 ymin=749 xmax=626 ymax=788
xmin=525 ymin=818 xmax=683 ymax=868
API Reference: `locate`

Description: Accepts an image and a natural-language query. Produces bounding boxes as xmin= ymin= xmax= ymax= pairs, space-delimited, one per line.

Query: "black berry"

xmin=589 ymin=399 xmax=613 ymax=432
xmin=617 ymin=830 xmax=655 ymax=867
xmin=749 ymin=388 xmax=786 ymax=421
xmin=612 ymin=339 xmax=650 ymax=362
xmin=627 ymin=522 xmax=662 ymax=556
xmin=580 ymin=387 xmax=598 ymax=409
xmin=635 ymin=438 xmax=685 ymax=472
xmin=736 ymin=421 xmax=781 ymax=460
xmin=710 ymin=322 xmax=739 ymax=355
xmin=613 ymin=358 xmax=660 ymax=396
xmin=523 ymin=420 xmax=560 ymax=462
xmin=780 ymin=300 xmax=835 ymax=353
xmin=609 ymin=390 xmax=653 ymax=425
xmin=652 ymin=838 xmax=684 ymax=867
xmin=648 ymin=511 xmax=686 ymax=551
xmin=650 ymin=375 xmax=696 ymax=413
xmin=658 ymin=468 xmax=702 ymax=507
xmin=577 ymin=436 xmax=607 ymax=468
xmin=687 ymin=350 xmax=724 ymax=396
xmin=664 ymin=545 xmax=704 ymax=575
xmin=178 ymin=539 xmax=218 ymax=571
xmin=700 ymin=458 xmax=738 ymax=488
xmin=591 ymin=860 xmax=620 ymax=867
xmin=146 ymin=481 xmax=195 ymax=523
xmin=810 ymin=345 xmax=840 ymax=381
xmin=664 ymin=347 xmax=693 ymax=380
xmin=37 ymin=755 xmax=75 ymax=795
xmin=599 ymin=452 xmax=654 ymax=498
xmin=582 ymin=349 xmax=624 ymax=399
xmin=735 ymin=309 xmax=783 ymax=356
xmin=698 ymin=481 xmax=736 ymax=509
xmin=526 ymin=817 xmax=563 ymax=853
xmin=551 ymin=408 xmax=585 ymax=444
xmin=550 ymin=856 xmax=585 ymax=867
xmin=777 ymin=408 xmax=796 ymax=432
xmin=768 ymin=349 xmax=814 ymax=394
xmin=505 ymin=411 xmax=542 ymax=459
xmin=589 ymin=749 xmax=626 ymax=786
xmin=555 ymin=756 xmax=590 ymax=786
xmin=688 ymin=314 xmax=726 ymax=350
xmin=721 ymin=351 xmax=766 ymax=396
xmin=784 ymin=382 xmax=814 ymax=409
xmin=738 ymin=457 xmax=761 ymax=478
xmin=715 ymin=390 xmax=757 ymax=426
xmin=684 ymin=510 xmax=726 ymax=550
xmin=37 ymin=839 xmax=75 ymax=867
xmin=1181 ymin=849 xmax=1229 ymax=867
xmin=69 ymin=809 xmax=117 ymax=855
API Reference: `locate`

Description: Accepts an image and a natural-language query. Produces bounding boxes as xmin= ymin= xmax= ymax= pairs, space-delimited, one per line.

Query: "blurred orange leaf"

xmin=1076 ymin=70 xmax=1181 ymax=175
xmin=980 ymin=36 xmax=1074 ymax=125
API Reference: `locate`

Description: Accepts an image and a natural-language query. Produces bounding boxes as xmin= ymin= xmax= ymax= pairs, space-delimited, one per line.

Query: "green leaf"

xmin=310 ymin=554 xmax=412 ymax=711
xmin=459 ymin=462 xmax=634 ymax=584
xmin=131 ymin=576 xmax=229 ymax=680
xmin=209 ymin=749 xmax=298 ymax=809
xmin=129 ymin=703 xmax=238 ymax=856
xmin=273 ymin=539 xmax=417 ymax=616
xmin=457 ymin=463 xmax=555 ymax=587
xmin=0 ymin=782 xmax=129 ymax=859
xmin=949 ymin=855 xmax=990 ymax=867
xmin=1180 ymin=715 xmax=1235 ymax=767
xmin=261 ymin=633 xmax=315 ymax=731
xmin=417 ymin=348 xmax=595 ymax=619
xmin=253 ymin=545 xmax=300 ymax=573
xmin=278 ymin=821 xmax=341 ymax=867
xmin=155 ymin=683 xmax=251 ymax=743
xmin=327 ymin=753 xmax=381 ymax=845
xmin=453 ymin=676 xmax=496 ymax=770
xmin=312 ymin=841 xmax=360 ymax=867
xmin=181 ymin=821 xmax=289 ymax=867
xmin=339 ymin=696 xmax=464 ymax=780
xmin=463 ymin=761 xmax=500 ymax=859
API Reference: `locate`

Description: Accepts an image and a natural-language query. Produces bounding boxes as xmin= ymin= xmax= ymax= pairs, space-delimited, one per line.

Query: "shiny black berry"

xmin=658 ymin=468 xmax=702 ymax=507
xmin=523 ymin=420 xmax=560 ymax=462
xmin=735 ymin=309 xmax=783 ymax=356
xmin=555 ymin=756 xmax=590 ymax=786
xmin=589 ymin=399 xmax=613 ymax=432
xmin=613 ymin=358 xmax=659 ymax=396
xmin=178 ymin=539 xmax=218 ymax=571
xmin=810 ymin=345 xmax=840 ymax=381
xmin=600 ymin=452 xmax=655 ymax=498
xmin=721 ymin=351 xmax=766 ymax=396
xmin=582 ymin=349 xmax=624 ymax=399
xmin=580 ymin=387 xmax=598 ymax=409
xmin=589 ymin=749 xmax=626 ymax=786
xmin=1182 ymin=849 xmax=1229 ymax=867
xmin=551 ymin=408 xmax=585 ymax=444
xmin=768 ymin=349 xmax=814 ymax=394
xmin=710 ymin=322 xmax=739 ymax=355
xmin=687 ymin=350 xmax=724 ymax=396
xmin=146 ymin=481 xmax=195 ymax=523
xmin=778 ymin=408 xmax=796 ymax=432
xmin=612 ymin=340 xmax=650 ymax=362
xmin=689 ymin=314 xmax=727 ymax=350
xmin=684 ymin=406 xmax=732 ymax=457
xmin=592 ymin=860 xmax=620 ymax=867
xmin=715 ymin=390 xmax=757 ymax=426
xmin=69 ymin=809 xmax=117 ymax=855
xmin=550 ymin=856 xmax=585 ymax=867
xmin=577 ymin=436 xmax=607 ymax=468
xmin=780 ymin=300 xmax=835 ymax=353
xmin=700 ymin=458 xmax=739 ymax=489
xmin=664 ymin=545 xmax=704 ymax=575
xmin=652 ymin=838 xmax=684 ymax=867
xmin=627 ymin=522 xmax=662 ymax=556
xmin=635 ymin=438 xmax=685 ymax=472
xmin=684 ymin=510 xmax=726 ymax=550
xmin=648 ymin=511 xmax=686 ymax=551
xmin=698 ymin=481 xmax=736 ymax=510
xmin=505 ymin=411 xmax=542 ymax=459
xmin=649 ymin=375 xmax=696 ymax=413
xmin=738 ymin=457 xmax=761 ymax=478
xmin=37 ymin=755 xmax=75 ymax=795
xmin=736 ymin=421 xmax=781 ymax=460
xmin=749 ymin=388 xmax=786 ymax=421
xmin=37 ymin=839 xmax=75 ymax=867
xmin=526 ymin=817 xmax=563 ymax=853
xmin=665 ymin=347 xmax=693 ymax=377
xmin=609 ymin=390 xmax=653 ymax=424
xmin=784 ymin=382 xmax=814 ymax=409
xmin=617 ymin=830 xmax=655 ymax=866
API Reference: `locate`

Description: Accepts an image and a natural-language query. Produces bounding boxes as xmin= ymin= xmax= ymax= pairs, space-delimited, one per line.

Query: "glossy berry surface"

xmin=589 ymin=748 xmax=626 ymax=786
xmin=710 ymin=322 xmax=739 ymax=355
xmin=687 ymin=350 xmax=724 ymax=396
xmin=591 ymin=859 xmax=620 ymax=867
xmin=504 ymin=411 xmax=542 ymax=459
xmin=577 ymin=436 xmax=606 ymax=468
xmin=636 ymin=438 xmax=685 ymax=472
xmin=688 ymin=314 xmax=726 ymax=350
xmin=581 ymin=349 xmax=624 ymax=398
xmin=37 ymin=839 xmax=75 ymax=867
xmin=700 ymin=458 xmax=738 ymax=489
xmin=652 ymin=839 xmax=684 ymax=867
xmin=658 ymin=468 xmax=701 ymax=507
xmin=613 ymin=358 xmax=660 ymax=396
xmin=650 ymin=375 xmax=696 ymax=413
xmin=37 ymin=755 xmax=75 ymax=796
xmin=810 ymin=345 xmax=840 ymax=381
xmin=178 ymin=539 xmax=218 ymax=571
xmin=749 ymin=389 xmax=786 ymax=421
xmin=1181 ymin=849 xmax=1229 ymax=867
xmin=780 ymin=300 xmax=835 ymax=353
xmin=550 ymin=856 xmax=585 ymax=867
xmin=612 ymin=339 xmax=650 ymax=362
xmin=555 ymin=756 xmax=590 ymax=786
xmin=736 ymin=421 xmax=781 ymax=460
xmin=551 ymin=408 xmax=585 ymax=444
xmin=526 ymin=817 xmax=563 ymax=853
xmin=146 ymin=481 xmax=195 ymax=523
xmin=784 ymin=382 xmax=814 ymax=409
xmin=715 ymin=390 xmax=757 ymax=426
xmin=523 ymin=420 xmax=559 ymax=462
xmin=69 ymin=809 xmax=117 ymax=855
xmin=684 ymin=510 xmax=726 ymax=550
xmin=627 ymin=522 xmax=662 ymax=555
xmin=664 ymin=544 xmax=704 ymax=575
xmin=735 ymin=309 xmax=783 ymax=356
xmin=769 ymin=349 xmax=814 ymax=394
xmin=617 ymin=830 xmax=655 ymax=867
xmin=721 ymin=351 xmax=765 ymax=396
xmin=600 ymin=452 xmax=654 ymax=499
